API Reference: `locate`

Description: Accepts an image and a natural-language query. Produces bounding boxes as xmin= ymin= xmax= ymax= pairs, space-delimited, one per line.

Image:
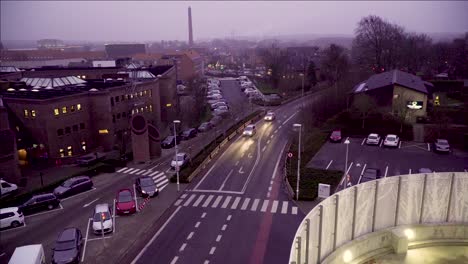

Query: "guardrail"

xmin=289 ymin=172 xmax=468 ymax=264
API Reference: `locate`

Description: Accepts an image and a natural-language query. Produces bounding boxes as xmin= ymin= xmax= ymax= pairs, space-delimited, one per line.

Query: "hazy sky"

xmin=1 ymin=1 xmax=467 ymax=42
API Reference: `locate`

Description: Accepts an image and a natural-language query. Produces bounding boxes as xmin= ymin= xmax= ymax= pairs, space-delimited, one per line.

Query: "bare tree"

xmin=353 ymin=94 xmax=378 ymax=129
xmin=320 ymin=44 xmax=350 ymax=100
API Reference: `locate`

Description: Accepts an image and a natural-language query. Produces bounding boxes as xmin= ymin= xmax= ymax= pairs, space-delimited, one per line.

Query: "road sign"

xmin=318 ymin=183 xmax=330 ymax=198
xmin=287 ymin=152 xmax=293 ymax=158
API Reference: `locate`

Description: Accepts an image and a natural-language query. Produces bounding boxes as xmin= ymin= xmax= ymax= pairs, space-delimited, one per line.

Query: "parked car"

xmin=53 ymin=176 xmax=93 ymax=199
xmin=160 ymin=135 xmax=180 ymax=149
xmin=329 ymin=130 xmax=342 ymax=143
xmin=210 ymin=102 xmax=228 ymax=110
xmin=210 ymin=116 xmax=223 ymax=127
xmin=8 ymin=244 xmax=45 ymax=264
xmin=198 ymin=122 xmax=213 ymax=132
xmin=135 ymin=176 xmax=159 ymax=198
xmin=76 ymin=153 xmax=106 ymax=167
xmin=115 ymin=189 xmax=136 ymax=215
xmin=207 ymin=99 xmax=227 ymax=105
xmin=264 ymin=111 xmax=275 ymax=121
xmin=366 ymin=133 xmax=381 ymax=145
xmin=0 ymin=207 xmax=24 ymax=229
xmin=206 ymin=94 xmax=223 ymax=100
xmin=434 ymin=139 xmax=450 ymax=153
xmin=180 ymin=128 xmax=198 ymax=140
xmin=243 ymin=124 xmax=256 ymax=137
xmin=383 ymin=134 xmax=400 ymax=148
xmin=207 ymin=90 xmax=222 ymax=96
xmin=92 ymin=203 xmax=113 ymax=234
xmin=52 ymin=227 xmax=82 ymax=264
xmin=213 ymin=106 xmax=229 ymax=116
xmin=360 ymin=168 xmax=381 ymax=183
xmin=171 ymin=152 xmax=190 ymax=170
xmin=0 ymin=179 xmax=18 ymax=197
xmin=418 ymin=168 xmax=433 ymax=173
xmin=19 ymin=193 xmax=60 ymax=215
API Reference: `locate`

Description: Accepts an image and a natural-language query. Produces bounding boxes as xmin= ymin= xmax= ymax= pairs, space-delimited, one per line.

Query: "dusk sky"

xmin=1 ymin=1 xmax=467 ymax=42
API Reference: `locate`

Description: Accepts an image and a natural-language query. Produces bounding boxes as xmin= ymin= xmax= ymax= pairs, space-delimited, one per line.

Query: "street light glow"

xmin=343 ymin=250 xmax=353 ymax=263
xmin=344 ymin=139 xmax=350 ymax=144
xmin=293 ymin=123 xmax=302 ymax=128
xmin=173 ymin=120 xmax=181 ymax=124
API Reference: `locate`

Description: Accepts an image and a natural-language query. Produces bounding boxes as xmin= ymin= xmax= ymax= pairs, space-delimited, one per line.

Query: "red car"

xmin=115 ymin=189 xmax=136 ymax=215
xmin=330 ymin=130 xmax=342 ymax=143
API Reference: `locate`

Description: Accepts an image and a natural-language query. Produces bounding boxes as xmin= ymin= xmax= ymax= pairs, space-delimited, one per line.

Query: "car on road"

xmin=418 ymin=168 xmax=433 ymax=173
xmin=198 ymin=122 xmax=213 ymax=132
xmin=115 ymin=189 xmax=136 ymax=215
xmin=0 ymin=179 xmax=18 ymax=197
xmin=0 ymin=207 xmax=24 ymax=229
xmin=243 ymin=124 xmax=256 ymax=137
xmin=383 ymin=134 xmax=400 ymax=148
xmin=329 ymin=130 xmax=342 ymax=143
xmin=171 ymin=152 xmax=190 ymax=170
xmin=161 ymin=135 xmax=180 ymax=149
xmin=180 ymin=128 xmax=198 ymax=140
xmin=434 ymin=139 xmax=450 ymax=153
xmin=264 ymin=111 xmax=275 ymax=121
xmin=52 ymin=227 xmax=83 ymax=264
xmin=366 ymin=133 xmax=381 ymax=145
xmin=135 ymin=176 xmax=159 ymax=198
xmin=53 ymin=176 xmax=93 ymax=199
xmin=19 ymin=193 xmax=60 ymax=215
xmin=92 ymin=203 xmax=113 ymax=234
xmin=360 ymin=168 xmax=381 ymax=183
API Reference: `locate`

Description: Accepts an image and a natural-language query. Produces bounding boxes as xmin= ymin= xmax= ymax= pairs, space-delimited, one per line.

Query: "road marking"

xmin=325 ymin=160 xmax=333 ymax=170
xmin=131 ymin=206 xmax=182 ymax=264
xmin=181 ymin=193 xmax=187 ymax=199
xmin=142 ymin=170 xmax=153 ymax=176
xmin=227 ymin=215 xmax=232 ymax=221
xmin=121 ymin=168 xmax=135 ymax=173
xmin=345 ymin=137 xmax=350 ymax=142
xmin=193 ymin=195 xmax=205 ymax=207
xmin=238 ymin=166 xmax=244 ymax=174
xmin=221 ymin=196 xmax=232 ymax=208
xmin=188 ymin=189 xmax=244 ymax=195
xmin=183 ymin=194 xmax=196 ymax=207
xmin=124 ymin=168 xmax=137 ymax=174
xmin=195 ymin=222 xmax=201 ymax=228
xmin=409 ymin=169 xmax=412 ymax=175
xmin=132 ymin=169 xmax=142 ymax=174
xmin=384 ymin=166 xmax=389 ymax=178
xmin=219 ymin=169 xmax=234 ymax=190
xmin=25 ymin=204 xmax=63 ymax=218
xmin=170 ymin=256 xmax=179 ymax=264
xmin=270 ymin=180 xmax=274 ymax=185
xmin=266 ymin=192 xmax=270 ymax=198
xmin=166 ymin=168 xmax=172 ymax=173
xmin=292 ymin=207 xmax=298 ymax=215
xmin=216 ymin=234 xmax=222 ymax=242
xmin=268 ymin=186 xmax=272 ymax=191
xmin=83 ymin=198 xmax=99 ymax=208
xmin=361 ymin=138 xmax=366 ymax=145
xmin=174 ymin=199 xmax=183 ymax=207
xmin=274 ymin=130 xmax=278 ymax=134
xmin=209 ymin=247 xmax=216 ymax=255
xmin=241 ymin=198 xmax=251 ymax=210
xmin=179 ymin=243 xmax=187 ymax=252
xmin=379 ymin=140 xmax=384 ymax=147
xmin=251 ymin=198 xmax=260 ymax=211
xmin=204 ymin=261 xmax=210 ymax=264
xmin=262 ymin=146 xmax=266 ymax=152
xmin=221 ymin=224 xmax=227 ymax=231
xmin=136 ymin=170 xmax=146 ymax=175
xmin=247 ymin=152 xmax=253 ymax=158
xmin=235 ymin=161 xmax=240 ymax=166
xmin=117 ymin=167 xmax=127 ymax=172
xmin=282 ymin=111 xmax=298 ymax=125
xmin=153 ymin=172 xmax=165 ymax=180
xmin=149 ymin=171 xmax=161 ymax=177
xmin=201 ymin=212 xmax=207 ymax=218
xmin=345 ymin=162 xmax=354 ymax=176
xmin=267 ymin=139 xmax=271 ymax=144
xmin=399 ymin=141 xmax=402 ymax=148
xmin=427 ymin=143 xmax=430 ymax=151
xmin=231 ymin=197 xmax=241 ymax=209
xmin=212 ymin=196 xmax=223 ymax=208
xmin=358 ymin=163 xmax=368 ymax=184
xmin=187 ymin=232 xmax=194 ymax=240
xmin=81 ymin=218 xmax=91 ymax=262
xmin=156 ymin=179 xmax=169 ymax=189
xmin=202 ymin=195 xmax=214 ymax=207
xmin=260 ymin=200 xmax=269 ymax=212
xmin=193 ymin=144 xmax=232 ymax=190
xmin=281 ymin=201 xmax=288 ymax=214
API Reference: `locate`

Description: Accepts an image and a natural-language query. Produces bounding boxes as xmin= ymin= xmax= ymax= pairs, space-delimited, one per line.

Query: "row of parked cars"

xmin=237 ymin=76 xmax=263 ymax=100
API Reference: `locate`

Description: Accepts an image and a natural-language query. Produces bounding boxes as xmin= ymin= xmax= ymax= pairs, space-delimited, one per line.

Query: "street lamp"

xmin=293 ymin=123 xmax=302 ymax=200
xmin=299 ymin=73 xmax=305 ymax=108
xmin=344 ymin=139 xmax=350 ymax=188
xmin=173 ymin=120 xmax=181 ymax=192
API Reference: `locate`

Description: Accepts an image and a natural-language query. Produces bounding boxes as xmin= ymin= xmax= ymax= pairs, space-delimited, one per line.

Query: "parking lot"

xmin=307 ymin=137 xmax=468 ymax=190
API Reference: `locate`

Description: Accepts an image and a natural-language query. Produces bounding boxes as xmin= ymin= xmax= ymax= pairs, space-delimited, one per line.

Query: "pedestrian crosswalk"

xmin=173 ymin=193 xmax=299 ymax=215
xmin=116 ymin=167 xmax=170 ymax=192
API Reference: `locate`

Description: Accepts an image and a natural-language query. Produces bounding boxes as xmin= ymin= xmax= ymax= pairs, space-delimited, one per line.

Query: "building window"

xmin=73 ymin=125 xmax=78 ymax=132
xmin=148 ymin=90 xmax=152 ymax=97
xmin=122 ymin=112 xmax=126 ymax=118
xmin=65 ymin=127 xmax=71 ymax=134
xmin=81 ymin=141 xmax=86 ymax=151
xmin=57 ymin=129 xmax=64 ymax=136
xmin=80 ymin=123 xmax=85 ymax=130
xmin=125 ymin=94 xmax=129 ymax=100
xmin=111 ymin=97 xmax=114 ymax=106
xmin=132 ymin=109 xmax=135 ymax=115
xmin=121 ymin=95 xmax=125 ymax=101
xmin=70 ymin=105 xmax=75 ymax=112
xmin=140 ymin=107 xmax=144 ymax=113
xmin=59 ymin=148 xmax=64 ymax=158
xmin=394 ymin=94 xmax=400 ymax=99
xmin=99 ymin=129 xmax=109 ymax=134
xmin=149 ymin=104 xmax=153 ymax=112
xmin=143 ymin=90 xmax=147 ymax=96
xmin=31 ymin=110 xmax=36 ymax=118
xmin=112 ymin=115 xmax=116 ymax=123
xmin=130 ymin=94 xmax=133 ymax=99
xmin=145 ymin=106 xmax=148 ymax=112
xmin=67 ymin=146 xmax=72 ymax=156
xmin=115 ymin=96 xmax=120 ymax=103
xmin=24 ymin=109 xmax=29 ymax=118
xmin=62 ymin=106 xmax=67 ymax=114
xmin=139 ymin=91 xmax=143 ymax=97
xmin=77 ymin=104 xmax=82 ymax=111
xmin=54 ymin=108 xmax=60 ymax=116
xmin=117 ymin=113 xmax=121 ymax=119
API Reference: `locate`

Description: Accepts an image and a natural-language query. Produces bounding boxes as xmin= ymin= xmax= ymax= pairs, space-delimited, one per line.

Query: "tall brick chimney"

xmin=188 ymin=6 xmax=194 ymax=47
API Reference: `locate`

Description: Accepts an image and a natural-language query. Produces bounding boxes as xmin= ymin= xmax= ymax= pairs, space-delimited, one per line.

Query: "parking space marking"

xmin=358 ymin=163 xmax=367 ymax=184
xmin=384 ymin=166 xmax=389 ymax=178
xmin=379 ymin=140 xmax=384 ymax=147
xmin=0 ymin=223 xmax=27 ymax=233
xmin=61 ymin=187 xmax=97 ymax=202
xmin=361 ymin=138 xmax=366 ymax=145
xmin=83 ymin=198 xmax=100 ymax=208
xmin=325 ymin=160 xmax=333 ymax=170
xmin=427 ymin=143 xmax=430 ymax=151
xmin=170 ymin=256 xmax=179 ymax=264
xmin=345 ymin=162 xmax=354 ymax=176
xmin=409 ymin=169 xmax=412 ymax=175
xmin=398 ymin=141 xmax=402 ymax=148
xmin=81 ymin=218 xmax=91 ymax=262
xmin=25 ymin=203 xmax=63 ymax=219
xmin=87 ymin=236 xmax=113 ymax=242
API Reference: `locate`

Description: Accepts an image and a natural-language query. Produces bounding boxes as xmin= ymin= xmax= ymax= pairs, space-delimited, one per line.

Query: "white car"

xmin=264 ymin=111 xmax=275 ymax=121
xmin=210 ymin=102 xmax=228 ymax=110
xmin=213 ymin=106 xmax=229 ymax=116
xmin=207 ymin=94 xmax=223 ymax=100
xmin=207 ymin=90 xmax=222 ymax=96
xmin=383 ymin=134 xmax=400 ymax=148
xmin=92 ymin=203 xmax=113 ymax=234
xmin=243 ymin=124 xmax=256 ymax=137
xmin=0 ymin=179 xmax=18 ymax=197
xmin=366 ymin=133 xmax=381 ymax=145
xmin=0 ymin=207 xmax=24 ymax=229
xmin=171 ymin=153 xmax=189 ymax=170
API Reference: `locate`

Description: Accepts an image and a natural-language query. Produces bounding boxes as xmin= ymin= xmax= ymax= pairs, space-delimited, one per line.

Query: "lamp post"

xmin=293 ymin=123 xmax=302 ymax=200
xmin=344 ymin=139 xmax=350 ymax=188
xmin=299 ymin=73 xmax=305 ymax=108
xmin=173 ymin=120 xmax=181 ymax=192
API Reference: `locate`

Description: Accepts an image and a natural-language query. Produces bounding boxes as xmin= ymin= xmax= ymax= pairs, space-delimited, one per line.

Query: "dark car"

xmin=329 ymin=130 xmax=342 ymax=143
xmin=135 ymin=176 xmax=159 ymax=197
xmin=53 ymin=176 xmax=93 ymax=199
xmin=115 ymin=189 xmax=136 ymax=215
xmin=198 ymin=122 xmax=213 ymax=132
xmin=180 ymin=128 xmax=198 ymax=140
xmin=52 ymin=227 xmax=82 ymax=264
xmin=160 ymin=135 xmax=180 ymax=149
xmin=360 ymin=168 xmax=381 ymax=183
xmin=19 ymin=193 xmax=60 ymax=215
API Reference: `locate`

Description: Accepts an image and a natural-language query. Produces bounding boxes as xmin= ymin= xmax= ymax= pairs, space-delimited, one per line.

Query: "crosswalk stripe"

xmin=212 ymin=196 xmax=223 ymax=208
xmin=184 ymin=194 xmax=196 ymax=206
xmin=202 ymin=195 xmax=214 ymax=207
xmin=142 ymin=170 xmax=153 ymax=176
xmin=193 ymin=195 xmax=205 ymax=207
xmin=130 ymin=169 xmax=140 ymax=174
xmin=260 ymin=200 xmax=269 ymax=212
xmin=240 ymin=198 xmax=250 ymax=210
xmin=152 ymin=172 xmax=165 ymax=180
xmin=136 ymin=170 xmax=146 ymax=175
xmin=292 ymin=206 xmax=298 ymax=215
xmin=154 ymin=175 xmax=167 ymax=185
xmin=221 ymin=196 xmax=232 ymax=209
xmin=174 ymin=199 xmax=183 ymax=206
xmin=250 ymin=199 xmax=260 ymax=211
xmin=117 ymin=167 xmax=127 ymax=173
xmin=271 ymin=200 xmax=279 ymax=213
xmin=149 ymin=171 xmax=160 ymax=177
xmin=231 ymin=197 xmax=241 ymax=210
xmin=122 ymin=168 xmax=135 ymax=173
xmin=158 ymin=184 xmax=168 ymax=192
xmin=156 ymin=179 xmax=169 ymax=188
xmin=281 ymin=201 xmax=288 ymax=214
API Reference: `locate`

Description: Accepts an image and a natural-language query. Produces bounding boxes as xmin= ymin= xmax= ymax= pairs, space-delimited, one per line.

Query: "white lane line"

xmin=202 ymin=195 xmax=214 ymax=207
xmin=292 ymin=206 xmax=298 ymax=215
xmin=187 ymin=232 xmax=194 ymax=240
xmin=174 ymin=199 xmax=183 ymax=207
xmin=193 ymin=145 xmax=231 ymax=190
xmin=183 ymin=194 xmax=197 ymax=207
xmin=282 ymin=111 xmax=298 ymax=125
xmin=131 ymin=207 xmax=182 ymax=264
xmin=271 ymin=200 xmax=279 ymax=213
xmin=193 ymin=195 xmax=205 ymax=207
xmin=358 ymin=163 xmax=368 ymax=184
xmin=250 ymin=198 xmax=260 ymax=211
xmin=170 ymin=256 xmax=179 ymax=264
xmin=219 ymin=169 xmax=234 ymax=190
xmin=325 ymin=160 xmax=333 ymax=170
xmin=221 ymin=196 xmax=232 ymax=209
xmin=83 ymin=198 xmax=100 ymax=208
xmin=204 ymin=261 xmax=210 ymax=264
xmin=117 ymin=167 xmax=127 ymax=173
xmin=384 ymin=166 xmax=389 ymax=178
xmin=427 ymin=143 xmax=430 ymax=151
xmin=399 ymin=141 xmax=402 ymax=148
xmin=211 ymin=196 xmax=223 ymax=208
xmin=216 ymin=234 xmax=222 ymax=242
xmin=379 ymin=140 xmax=384 ymax=147
xmin=221 ymin=224 xmax=227 ymax=231
xmin=201 ymin=212 xmax=207 ymax=218
xmin=179 ymin=243 xmax=187 ymax=252
xmin=235 ymin=161 xmax=240 ymax=166
xmin=227 ymin=215 xmax=232 ymax=221
xmin=231 ymin=197 xmax=241 ymax=210
xmin=260 ymin=200 xmax=269 ymax=212
xmin=267 ymin=139 xmax=271 ymax=144
xmin=281 ymin=201 xmax=288 ymax=214
xmin=345 ymin=162 xmax=354 ymax=176
xmin=262 ymin=146 xmax=266 ymax=152
xmin=195 ymin=222 xmax=201 ymax=228
xmin=136 ymin=170 xmax=146 ymax=175
xmin=61 ymin=187 xmax=96 ymax=201
xmin=149 ymin=171 xmax=160 ymax=177
xmin=361 ymin=138 xmax=366 ymax=145
xmin=241 ymin=198 xmax=251 ymax=210
xmin=409 ymin=169 xmax=412 ymax=175
xmin=81 ymin=219 xmax=91 ymax=262
xmin=209 ymin=247 xmax=216 ymax=255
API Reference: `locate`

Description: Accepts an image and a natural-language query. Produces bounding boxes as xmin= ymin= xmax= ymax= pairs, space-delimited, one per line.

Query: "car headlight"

xmin=132 ymin=204 xmax=136 ymax=208
xmin=155 ymin=188 xmax=159 ymax=193
xmin=142 ymin=190 xmax=147 ymax=194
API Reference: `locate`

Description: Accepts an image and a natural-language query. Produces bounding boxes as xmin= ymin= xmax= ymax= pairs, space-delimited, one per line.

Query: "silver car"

xmin=366 ymin=133 xmax=381 ymax=145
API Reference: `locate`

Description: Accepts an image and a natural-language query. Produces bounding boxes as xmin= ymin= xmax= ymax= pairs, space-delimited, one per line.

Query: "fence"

xmin=289 ymin=172 xmax=468 ymax=264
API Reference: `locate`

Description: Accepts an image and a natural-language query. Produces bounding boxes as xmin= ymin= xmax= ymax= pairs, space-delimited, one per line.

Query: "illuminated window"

xmin=143 ymin=90 xmax=147 ymax=96
xmin=125 ymin=94 xmax=129 ymax=100
xmin=67 ymin=146 xmax=72 ymax=156
xmin=139 ymin=91 xmax=143 ymax=97
xmin=54 ymin=108 xmax=60 ymax=116
xmin=24 ymin=109 xmax=29 ymax=118
xmin=148 ymin=90 xmax=152 ymax=97
xmin=31 ymin=110 xmax=36 ymax=118
xmin=149 ymin=104 xmax=153 ymax=112
xmin=393 ymin=94 xmax=400 ymax=99
xmin=132 ymin=109 xmax=135 ymax=115
xmin=140 ymin=107 xmax=144 ymax=113
xmin=145 ymin=106 xmax=148 ymax=112
xmin=136 ymin=108 xmax=139 ymax=114
xmin=77 ymin=104 xmax=81 ymax=111
xmin=62 ymin=106 xmax=67 ymax=114
xmin=166 ymin=103 xmax=172 ymax=107
xmin=81 ymin=141 xmax=86 ymax=151
xmin=130 ymin=94 xmax=133 ymax=99
xmin=59 ymin=148 xmax=64 ymax=158
xmin=99 ymin=129 xmax=109 ymax=134
xmin=70 ymin=105 xmax=75 ymax=112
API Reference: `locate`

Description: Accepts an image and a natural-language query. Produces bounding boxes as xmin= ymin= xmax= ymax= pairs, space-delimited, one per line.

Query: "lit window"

xmin=59 ymin=148 xmax=64 ymax=158
xmin=62 ymin=106 xmax=67 ymax=114
xmin=140 ymin=107 xmax=144 ymax=113
xmin=24 ymin=109 xmax=29 ymax=118
xmin=148 ymin=90 xmax=152 ymax=97
xmin=136 ymin=108 xmax=139 ymax=114
xmin=54 ymin=108 xmax=60 ymax=116
xmin=77 ymin=104 xmax=81 ymax=111
xmin=139 ymin=91 xmax=143 ymax=97
xmin=394 ymin=94 xmax=400 ymax=99
xmin=143 ymin=90 xmax=147 ymax=96
xmin=145 ymin=106 xmax=148 ymax=112
xmin=31 ymin=110 xmax=36 ymax=117
xmin=130 ymin=94 xmax=133 ymax=99
xmin=166 ymin=103 xmax=172 ymax=107
xmin=67 ymin=146 xmax=72 ymax=156
xmin=81 ymin=141 xmax=86 ymax=151
xmin=99 ymin=129 xmax=109 ymax=134
xmin=70 ymin=105 xmax=75 ymax=112
xmin=77 ymin=75 xmax=81 ymax=78
xmin=132 ymin=109 xmax=135 ymax=115
xmin=149 ymin=104 xmax=153 ymax=112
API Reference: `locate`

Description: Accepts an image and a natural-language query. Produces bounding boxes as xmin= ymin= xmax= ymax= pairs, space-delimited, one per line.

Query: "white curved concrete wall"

xmin=289 ymin=172 xmax=468 ymax=264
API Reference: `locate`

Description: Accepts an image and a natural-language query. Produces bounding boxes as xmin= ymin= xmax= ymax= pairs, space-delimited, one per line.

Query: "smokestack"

xmin=188 ymin=6 xmax=194 ymax=47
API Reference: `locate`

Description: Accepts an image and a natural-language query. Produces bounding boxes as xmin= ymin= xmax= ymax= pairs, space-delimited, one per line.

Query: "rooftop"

xmin=353 ymin=69 xmax=429 ymax=94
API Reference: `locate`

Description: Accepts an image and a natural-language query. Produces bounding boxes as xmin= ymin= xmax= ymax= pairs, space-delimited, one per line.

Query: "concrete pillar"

xmin=131 ymin=115 xmax=150 ymax=163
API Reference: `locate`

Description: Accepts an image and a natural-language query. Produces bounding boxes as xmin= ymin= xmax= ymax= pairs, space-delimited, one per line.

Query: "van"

xmin=1 ymin=179 xmax=18 ymax=197
xmin=8 ymin=244 xmax=45 ymax=264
